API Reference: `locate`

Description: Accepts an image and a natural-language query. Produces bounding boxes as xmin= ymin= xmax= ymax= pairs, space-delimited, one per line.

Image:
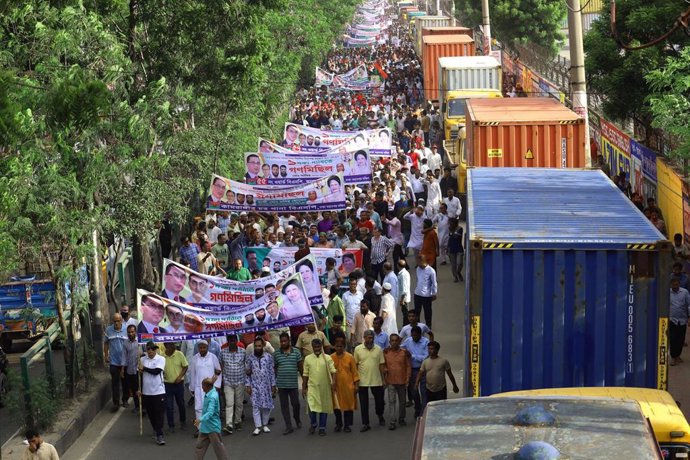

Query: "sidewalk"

xmin=1 ymin=371 xmax=110 ymax=460
xmin=668 ymin=340 xmax=690 ymax=420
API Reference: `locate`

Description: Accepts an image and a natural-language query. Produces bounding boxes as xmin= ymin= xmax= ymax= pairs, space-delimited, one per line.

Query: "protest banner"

xmin=281 ymin=122 xmax=392 ymax=156
xmin=206 ymin=172 xmax=347 ymax=212
xmin=315 ymin=67 xmax=334 ymax=87
xmin=601 ymin=120 xmax=632 ymax=178
xmin=161 ymin=255 xmax=324 ymax=309
xmin=136 ymin=272 xmax=314 ymax=343
xmin=245 ymin=148 xmax=372 ymax=186
xmin=630 ymin=139 xmax=658 ymax=202
xmin=243 ymin=247 xmax=364 ymax=282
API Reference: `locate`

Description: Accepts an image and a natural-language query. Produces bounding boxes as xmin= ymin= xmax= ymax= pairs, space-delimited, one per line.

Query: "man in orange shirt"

xmin=420 ymin=219 xmax=439 ymax=270
xmin=383 ymin=334 xmax=411 ymax=430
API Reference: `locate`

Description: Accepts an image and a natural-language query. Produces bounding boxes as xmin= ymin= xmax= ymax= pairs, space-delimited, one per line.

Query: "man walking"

xmin=245 ymin=337 xmax=276 ymax=436
xmin=104 ymin=312 xmax=128 ymax=412
xmin=163 ymin=342 xmax=188 ymax=432
xmin=274 ymin=332 xmax=303 ymax=435
xmin=670 ymin=277 xmax=690 ymax=366
xmin=330 ymin=335 xmax=359 ymax=433
xmin=354 ymin=330 xmax=386 ymax=432
xmin=397 ymin=259 xmax=411 ymax=326
xmin=194 ymin=378 xmax=229 ymax=460
xmin=220 ymin=334 xmax=245 ymax=434
xmin=416 ymin=341 xmax=460 ymax=409
xmin=22 ymin=429 xmax=59 ymax=460
xmin=139 ymin=341 xmax=167 ymax=445
xmin=414 ymin=254 xmax=438 ymax=328
xmin=189 ymin=340 xmax=222 ymax=435
xmin=383 ymin=333 xmax=411 ymax=430
xmin=123 ymin=325 xmax=141 ymax=412
xmin=401 ymin=326 xmax=429 ymax=418
xmin=302 ymin=339 xmax=337 ymax=436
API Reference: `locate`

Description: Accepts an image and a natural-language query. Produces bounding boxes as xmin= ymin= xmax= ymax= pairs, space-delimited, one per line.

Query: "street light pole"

xmin=481 ymin=0 xmax=491 ymax=54
xmin=567 ymin=0 xmax=592 ymax=166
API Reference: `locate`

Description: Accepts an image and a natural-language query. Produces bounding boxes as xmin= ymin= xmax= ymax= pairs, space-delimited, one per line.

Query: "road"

xmin=62 ymin=263 xmax=467 ymax=460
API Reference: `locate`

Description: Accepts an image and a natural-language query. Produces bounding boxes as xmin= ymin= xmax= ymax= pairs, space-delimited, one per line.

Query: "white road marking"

xmin=74 ymin=408 xmax=124 ymax=460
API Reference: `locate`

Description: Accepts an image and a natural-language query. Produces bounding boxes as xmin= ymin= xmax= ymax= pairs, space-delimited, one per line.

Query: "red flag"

xmin=374 ymin=61 xmax=388 ymax=80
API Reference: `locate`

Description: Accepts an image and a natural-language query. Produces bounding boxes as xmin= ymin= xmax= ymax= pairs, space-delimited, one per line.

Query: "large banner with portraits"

xmin=244 ymin=149 xmax=372 ymax=186
xmin=315 ymin=67 xmax=334 ymax=87
xmin=136 ymin=272 xmax=314 ymax=343
xmin=243 ymin=247 xmax=364 ymax=282
xmin=161 ymin=255 xmax=324 ymax=309
xmin=281 ymin=123 xmax=392 ymax=156
xmin=207 ymin=173 xmax=347 ymax=212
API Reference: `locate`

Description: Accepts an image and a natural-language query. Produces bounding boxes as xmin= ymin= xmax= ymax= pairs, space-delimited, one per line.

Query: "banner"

xmin=207 ymin=173 xmax=347 ymax=212
xmin=315 ymin=67 xmax=334 ymax=87
xmin=282 ymin=123 xmax=392 ymax=156
xmin=243 ymin=247 xmax=364 ymax=281
xmin=136 ymin=273 xmax=314 ymax=343
xmin=601 ymin=120 xmax=632 ymax=178
xmin=630 ymin=139 xmax=658 ymax=202
xmin=244 ymin=149 xmax=372 ymax=186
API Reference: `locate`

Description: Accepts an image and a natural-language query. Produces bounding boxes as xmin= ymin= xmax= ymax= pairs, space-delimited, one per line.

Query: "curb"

xmin=1 ymin=372 xmax=110 ymax=460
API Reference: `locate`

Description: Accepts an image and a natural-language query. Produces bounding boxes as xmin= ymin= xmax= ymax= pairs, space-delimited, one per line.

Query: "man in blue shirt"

xmin=194 ymin=378 xmax=228 ymax=460
xmin=104 ymin=312 xmax=128 ymax=412
xmin=401 ymin=326 xmax=429 ymax=418
xmin=373 ymin=317 xmax=389 ymax=349
xmin=179 ymin=237 xmax=200 ymax=271
xmin=670 ymin=277 xmax=690 ymax=366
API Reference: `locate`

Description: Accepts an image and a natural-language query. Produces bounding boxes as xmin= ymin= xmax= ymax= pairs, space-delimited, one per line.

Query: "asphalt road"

xmin=62 ymin=262 xmax=468 ymax=460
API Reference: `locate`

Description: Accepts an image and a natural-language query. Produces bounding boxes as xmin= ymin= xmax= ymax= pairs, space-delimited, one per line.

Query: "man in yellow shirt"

xmin=296 ymin=323 xmax=331 ymax=357
xmin=353 ymin=330 xmax=386 ymax=432
xmin=162 ymin=342 xmax=189 ymax=432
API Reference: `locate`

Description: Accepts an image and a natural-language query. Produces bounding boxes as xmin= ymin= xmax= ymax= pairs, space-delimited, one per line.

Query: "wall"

xmin=656 ymin=158 xmax=684 ymax=239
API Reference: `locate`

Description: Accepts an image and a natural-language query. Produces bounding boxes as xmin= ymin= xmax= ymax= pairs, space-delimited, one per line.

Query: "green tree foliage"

xmin=0 ymin=0 xmax=357 ymax=398
xmin=646 ymin=47 xmax=690 ymax=163
xmin=454 ymin=0 xmax=566 ymax=54
xmin=584 ymin=0 xmax=690 ymax=126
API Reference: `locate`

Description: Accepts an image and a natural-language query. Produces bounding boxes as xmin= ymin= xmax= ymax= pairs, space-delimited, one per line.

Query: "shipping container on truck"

xmin=412 ymin=397 xmax=663 ymax=459
xmin=457 ymin=98 xmax=586 ymax=193
xmin=422 ymin=25 xmax=474 ymax=41
xmin=422 ymin=35 xmax=475 ymax=102
xmin=407 ymin=11 xmax=426 ymax=29
xmin=465 ymin=168 xmax=671 ymax=398
xmin=399 ymin=6 xmax=418 ymax=23
xmin=412 ymin=16 xmax=451 ymax=57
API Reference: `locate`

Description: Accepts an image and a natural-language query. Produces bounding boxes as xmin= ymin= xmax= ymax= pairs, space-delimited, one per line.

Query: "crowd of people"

xmin=100 ymin=2 xmax=467 ymax=458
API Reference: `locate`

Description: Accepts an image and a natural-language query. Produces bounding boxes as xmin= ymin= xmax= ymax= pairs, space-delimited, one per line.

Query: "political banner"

xmin=136 ymin=272 xmax=314 ymax=343
xmin=161 ymin=255 xmax=324 ymax=309
xmin=315 ymin=67 xmax=334 ymax=87
xmin=630 ymin=139 xmax=658 ymax=202
xmin=244 ymin=149 xmax=371 ymax=186
xmin=601 ymin=120 xmax=632 ymax=178
xmin=206 ymin=173 xmax=347 ymax=212
xmin=343 ymin=35 xmax=377 ymax=47
xmin=282 ymin=123 xmax=392 ymax=156
xmin=243 ymin=247 xmax=364 ymax=282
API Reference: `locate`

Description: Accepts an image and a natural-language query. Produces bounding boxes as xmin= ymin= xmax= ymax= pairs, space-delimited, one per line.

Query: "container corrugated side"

xmin=423 ymin=26 xmax=474 ymax=40
xmin=467 ymin=119 xmax=587 ymax=168
xmin=414 ymin=16 xmax=451 ymax=56
xmin=423 ymin=38 xmax=475 ymax=101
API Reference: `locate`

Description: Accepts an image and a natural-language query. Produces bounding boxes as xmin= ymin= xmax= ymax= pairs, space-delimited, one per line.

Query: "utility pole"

xmin=481 ymin=0 xmax=491 ymax=55
xmin=436 ymin=0 xmax=440 ymax=16
xmin=567 ymin=0 xmax=592 ymax=166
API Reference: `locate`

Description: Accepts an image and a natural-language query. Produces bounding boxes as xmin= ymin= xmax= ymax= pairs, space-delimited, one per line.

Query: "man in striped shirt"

xmin=370 ymin=227 xmax=395 ymax=282
xmin=273 ymin=332 xmax=303 ymax=435
xmin=220 ymin=335 xmax=245 ymax=434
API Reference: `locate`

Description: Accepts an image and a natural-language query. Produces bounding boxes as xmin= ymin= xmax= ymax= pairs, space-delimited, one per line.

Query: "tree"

xmin=584 ymin=0 xmax=690 ymax=129
xmin=454 ymin=0 xmax=566 ymax=54
xmin=646 ymin=47 xmax=690 ymax=164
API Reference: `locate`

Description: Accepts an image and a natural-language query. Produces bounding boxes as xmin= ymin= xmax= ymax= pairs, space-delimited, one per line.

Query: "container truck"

xmin=0 ymin=277 xmax=59 ymax=351
xmin=412 ymin=397 xmax=663 ymax=459
xmin=422 ymin=25 xmax=474 ymax=41
xmin=465 ymin=168 xmax=671 ymax=397
xmin=437 ymin=56 xmax=502 ymax=153
xmin=456 ymin=98 xmax=586 ymax=193
xmin=412 ymin=16 xmax=451 ymax=57
xmin=407 ymin=10 xmax=426 ymax=28
xmin=399 ymin=6 xmax=418 ymax=23
xmin=422 ymin=35 xmax=475 ymax=102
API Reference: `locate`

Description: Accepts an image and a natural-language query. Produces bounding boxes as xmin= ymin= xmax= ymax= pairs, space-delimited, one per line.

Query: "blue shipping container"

xmin=465 ymin=168 xmax=671 ymax=396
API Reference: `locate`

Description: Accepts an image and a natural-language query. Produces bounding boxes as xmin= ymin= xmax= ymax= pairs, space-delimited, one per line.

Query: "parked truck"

xmin=456 ymin=97 xmax=586 ymax=194
xmin=412 ymin=397 xmax=663 ymax=459
xmin=437 ymin=56 xmax=502 ymax=150
xmin=465 ymin=168 xmax=671 ymax=397
xmin=0 ymin=276 xmax=59 ymax=351
xmin=412 ymin=15 xmax=451 ymax=57
xmin=422 ymin=35 xmax=475 ymax=102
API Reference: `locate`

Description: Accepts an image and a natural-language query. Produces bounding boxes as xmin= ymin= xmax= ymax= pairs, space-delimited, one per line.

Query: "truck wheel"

xmin=0 ymin=336 xmax=11 ymax=353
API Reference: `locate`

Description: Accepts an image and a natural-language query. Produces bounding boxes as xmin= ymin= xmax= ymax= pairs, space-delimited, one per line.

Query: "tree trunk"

xmin=90 ymin=228 xmax=106 ymax=366
xmin=132 ymin=233 xmax=158 ymax=292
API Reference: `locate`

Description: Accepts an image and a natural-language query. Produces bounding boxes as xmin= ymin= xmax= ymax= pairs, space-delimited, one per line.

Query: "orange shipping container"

xmin=422 ymin=35 xmax=475 ymax=102
xmin=466 ymin=98 xmax=586 ymax=168
xmin=422 ymin=26 xmax=474 ymax=40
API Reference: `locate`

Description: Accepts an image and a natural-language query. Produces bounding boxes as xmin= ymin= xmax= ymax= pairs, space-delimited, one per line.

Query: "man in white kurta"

xmin=404 ymin=205 xmax=426 ymax=256
xmin=188 ymin=339 xmax=222 ymax=422
xmin=423 ymin=174 xmax=443 ymax=216
xmin=380 ymin=283 xmax=398 ymax=335
xmin=433 ymin=204 xmax=450 ymax=265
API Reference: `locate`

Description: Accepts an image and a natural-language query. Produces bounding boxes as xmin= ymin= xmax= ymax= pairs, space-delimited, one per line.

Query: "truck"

xmin=437 ymin=56 xmax=502 ymax=150
xmin=465 ymin=168 xmax=671 ymax=397
xmin=412 ymin=397 xmax=663 ymax=459
xmin=422 ymin=25 xmax=474 ymax=41
xmin=422 ymin=35 xmax=475 ymax=102
xmin=0 ymin=276 xmax=59 ymax=351
xmin=456 ymin=97 xmax=586 ymax=194
xmin=412 ymin=16 xmax=451 ymax=57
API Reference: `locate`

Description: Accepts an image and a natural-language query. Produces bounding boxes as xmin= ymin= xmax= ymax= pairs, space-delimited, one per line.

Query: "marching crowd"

xmin=99 ymin=4 xmax=467 ymax=460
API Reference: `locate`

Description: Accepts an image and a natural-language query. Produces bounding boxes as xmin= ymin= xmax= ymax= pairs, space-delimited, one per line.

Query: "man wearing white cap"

xmin=380 ymin=283 xmax=398 ymax=335
xmin=189 ymin=339 xmax=222 ymax=435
